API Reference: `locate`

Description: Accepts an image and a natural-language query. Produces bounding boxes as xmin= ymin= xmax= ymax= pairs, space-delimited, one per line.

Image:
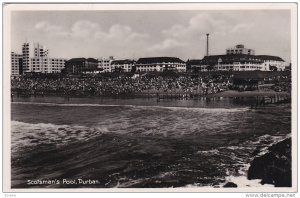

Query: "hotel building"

xmin=30 ymin=57 xmax=66 ymax=73
xmin=16 ymin=42 xmax=67 ymax=74
xmin=256 ymin=55 xmax=287 ymax=71
xmin=136 ymin=57 xmax=186 ymax=72
xmin=188 ymin=44 xmax=287 ymax=72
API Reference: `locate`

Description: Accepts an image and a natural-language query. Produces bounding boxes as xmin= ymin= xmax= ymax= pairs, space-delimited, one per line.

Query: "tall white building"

xmin=11 ymin=52 xmax=23 ymax=76
xmin=22 ymin=42 xmax=35 ymax=72
xmin=22 ymin=42 xmax=49 ymax=72
xmin=34 ymin=43 xmax=49 ymax=57
xmin=20 ymin=42 xmax=66 ymax=74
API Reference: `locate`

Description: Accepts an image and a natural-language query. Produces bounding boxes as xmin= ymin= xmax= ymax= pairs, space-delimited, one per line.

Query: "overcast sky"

xmin=11 ymin=10 xmax=291 ymax=62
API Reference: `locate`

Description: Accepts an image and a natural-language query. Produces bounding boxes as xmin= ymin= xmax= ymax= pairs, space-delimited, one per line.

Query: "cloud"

xmin=161 ymin=13 xmax=257 ymax=41
xmin=230 ymin=23 xmax=253 ymax=33
xmin=27 ymin=11 xmax=290 ymax=62
xmin=147 ymin=13 xmax=237 ymax=57
xmin=97 ymin=24 xmax=148 ymax=42
xmin=155 ymin=13 xmax=261 ymax=58
xmin=34 ymin=21 xmax=69 ymax=37
xmin=31 ymin=20 xmax=150 ymax=58
xmin=148 ymin=39 xmax=187 ymax=53
xmin=32 ymin=19 xmax=194 ymax=58
xmin=162 ymin=13 xmax=234 ymax=39
xmin=33 ymin=20 xmax=148 ymax=42
xmin=70 ymin=20 xmax=100 ymax=39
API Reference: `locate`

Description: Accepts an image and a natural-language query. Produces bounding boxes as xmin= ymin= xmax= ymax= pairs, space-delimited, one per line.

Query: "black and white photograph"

xmin=3 ymin=3 xmax=297 ymax=193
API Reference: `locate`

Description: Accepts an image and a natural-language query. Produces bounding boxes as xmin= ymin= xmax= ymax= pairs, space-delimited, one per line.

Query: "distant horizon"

xmin=11 ymin=10 xmax=291 ymax=62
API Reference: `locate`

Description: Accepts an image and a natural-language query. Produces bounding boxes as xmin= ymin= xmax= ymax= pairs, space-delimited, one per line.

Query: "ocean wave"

xmin=196 ymin=149 xmax=220 ymax=155
xmin=12 ymin=101 xmax=136 ymax=107
xmin=11 ymin=120 xmax=107 ymax=153
xmin=218 ymin=134 xmax=291 ymax=188
xmin=12 ymin=101 xmax=249 ymax=112
xmin=223 ymin=175 xmax=274 ymax=188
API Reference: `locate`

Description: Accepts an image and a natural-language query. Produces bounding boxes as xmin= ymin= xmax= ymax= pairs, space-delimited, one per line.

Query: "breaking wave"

xmin=10 ymin=101 xmax=291 ymax=188
xmin=12 ymin=101 xmax=249 ymax=112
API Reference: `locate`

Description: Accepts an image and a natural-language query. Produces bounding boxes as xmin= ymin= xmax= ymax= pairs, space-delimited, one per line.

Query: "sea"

xmin=11 ymin=96 xmax=291 ymax=188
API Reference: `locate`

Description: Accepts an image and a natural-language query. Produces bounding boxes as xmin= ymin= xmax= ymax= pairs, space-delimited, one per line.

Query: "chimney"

xmin=206 ymin=33 xmax=209 ymax=56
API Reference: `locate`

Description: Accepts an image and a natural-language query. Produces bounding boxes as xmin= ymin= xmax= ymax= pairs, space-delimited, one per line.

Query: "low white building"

xmin=44 ymin=58 xmax=66 ymax=73
xmin=136 ymin=57 xmax=186 ymax=72
xmin=30 ymin=57 xmax=66 ymax=73
xmin=256 ymin=55 xmax=287 ymax=71
xmin=198 ymin=54 xmax=264 ymax=71
xmin=216 ymin=63 xmax=264 ymax=71
xmin=188 ymin=44 xmax=287 ymax=72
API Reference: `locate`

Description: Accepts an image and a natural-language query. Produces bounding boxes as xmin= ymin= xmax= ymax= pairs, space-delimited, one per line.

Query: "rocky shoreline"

xmin=223 ymin=137 xmax=291 ymax=188
xmin=247 ymin=138 xmax=291 ymax=187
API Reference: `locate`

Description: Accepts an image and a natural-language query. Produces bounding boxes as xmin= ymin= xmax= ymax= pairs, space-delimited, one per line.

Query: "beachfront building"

xmin=188 ymin=44 xmax=287 ymax=72
xmin=111 ymin=59 xmax=136 ymax=72
xmin=11 ymin=52 xmax=23 ymax=76
xmin=65 ymin=58 xmax=98 ymax=74
xmin=22 ymin=42 xmax=49 ymax=73
xmin=136 ymin=57 xmax=186 ymax=72
xmin=201 ymin=54 xmax=264 ymax=71
xmin=256 ymin=55 xmax=287 ymax=71
xmin=97 ymin=56 xmax=115 ymax=72
xmin=29 ymin=58 xmax=67 ymax=73
xmin=17 ymin=42 xmax=66 ymax=74
xmin=33 ymin=42 xmax=49 ymax=58
xmin=22 ymin=42 xmax=35 ymax=72
xmin=28 ymin=57 xmax=67 ymax=73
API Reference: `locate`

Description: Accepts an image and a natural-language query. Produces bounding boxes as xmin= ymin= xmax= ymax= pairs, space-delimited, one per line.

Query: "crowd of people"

xmin=11 ymin=71 xmax=291 ymax=98
xmin=11 ymin=72 xmax=232 ymax=97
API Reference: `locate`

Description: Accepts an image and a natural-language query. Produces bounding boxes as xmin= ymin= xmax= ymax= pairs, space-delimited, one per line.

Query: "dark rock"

xmin=248 ymin=138 xmax=291 ymax=187
xmin=252 ymin=148 xmax=261 ymax=156
xmin=223 ymin=182 xmax=238 ymax=188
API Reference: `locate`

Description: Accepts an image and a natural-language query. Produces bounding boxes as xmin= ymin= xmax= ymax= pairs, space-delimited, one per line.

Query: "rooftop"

xmin=67 ymin=58 xmax=98 ymax=63
xmin=255 ymin=55 xmax=284 ymax=62
xmin=137 ymin=57 xmax=185 ymax=64
xmin=188 ymin=54 xmax=285 ymax=65
xmin=201 ymin=54 xmax=263 ymax=64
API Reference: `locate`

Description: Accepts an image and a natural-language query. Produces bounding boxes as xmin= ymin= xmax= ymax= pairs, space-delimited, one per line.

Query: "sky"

xmin=11 ymin=10 xmax=291 ymax=62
